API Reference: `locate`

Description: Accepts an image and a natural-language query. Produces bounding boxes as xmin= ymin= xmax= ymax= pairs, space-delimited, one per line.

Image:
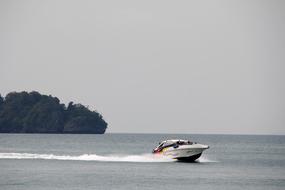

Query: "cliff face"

xmin=0 ymin=91 xmax=107 ymax=134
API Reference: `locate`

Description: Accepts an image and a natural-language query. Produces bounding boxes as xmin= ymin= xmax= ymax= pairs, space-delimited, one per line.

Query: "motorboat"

xmin=152 ymin=139 xmax=209 ymax=162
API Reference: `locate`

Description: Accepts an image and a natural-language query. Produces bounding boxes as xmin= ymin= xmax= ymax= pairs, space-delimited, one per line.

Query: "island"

xmin=0 ymin=91 xmax=107 ymax=134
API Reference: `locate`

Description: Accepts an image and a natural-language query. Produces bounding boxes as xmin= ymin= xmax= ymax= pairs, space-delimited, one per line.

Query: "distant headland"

xmin=0 ymin=91 xmax=107 ymax=134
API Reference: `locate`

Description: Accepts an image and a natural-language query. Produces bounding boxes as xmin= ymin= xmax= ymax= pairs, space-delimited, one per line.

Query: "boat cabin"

xmin=152 ymin=139 xmax=194 ymax=153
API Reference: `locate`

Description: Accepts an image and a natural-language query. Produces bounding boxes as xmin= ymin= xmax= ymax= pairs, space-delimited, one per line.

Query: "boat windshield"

xmin=176 ymin=140 xmax=193 ymax=145
xmin=156 ymin=142 xmax=172 ymax=149
xmin=156 ymin=140 xmax=193 ymax=149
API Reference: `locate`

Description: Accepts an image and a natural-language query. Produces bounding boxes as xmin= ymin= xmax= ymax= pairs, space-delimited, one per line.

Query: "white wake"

xmin=0 ymin=152 xmax=217 ymax=163
xmin=0 ymin=152 xmax=173 ymax=162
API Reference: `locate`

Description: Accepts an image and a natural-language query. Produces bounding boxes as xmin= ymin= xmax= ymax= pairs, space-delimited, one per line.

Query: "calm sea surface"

xmin=0 ymin=134 xmax=284 ymax=190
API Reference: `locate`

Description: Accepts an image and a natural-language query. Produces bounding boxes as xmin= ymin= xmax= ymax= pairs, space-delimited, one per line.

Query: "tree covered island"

xmin=0 ymin=91 xmax=107 ymax=134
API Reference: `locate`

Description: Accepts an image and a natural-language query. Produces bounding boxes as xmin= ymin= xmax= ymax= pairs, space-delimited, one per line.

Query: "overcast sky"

xmin=1 ymin=0 xmax=284 ymax=134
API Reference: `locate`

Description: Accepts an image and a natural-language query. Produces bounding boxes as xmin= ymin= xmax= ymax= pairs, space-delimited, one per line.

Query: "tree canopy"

xmin=0 ymin=91 xmax=107 ymax=134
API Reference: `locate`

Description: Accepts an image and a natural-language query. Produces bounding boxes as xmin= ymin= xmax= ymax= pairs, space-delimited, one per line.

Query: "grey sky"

xmin=1 ymin=0 xmax=285 ymax=134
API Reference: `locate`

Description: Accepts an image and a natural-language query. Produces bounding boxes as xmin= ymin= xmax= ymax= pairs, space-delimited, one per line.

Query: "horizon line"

xmin=106 ymin=131 xmax=285 ymax=136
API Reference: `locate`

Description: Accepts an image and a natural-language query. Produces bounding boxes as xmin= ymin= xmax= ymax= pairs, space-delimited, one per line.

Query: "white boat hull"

xmin=161 ymin=144 xmax=209 ymax=161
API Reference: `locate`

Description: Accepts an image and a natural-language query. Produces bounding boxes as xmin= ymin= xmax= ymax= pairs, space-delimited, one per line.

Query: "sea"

xmin=0 ymin=133 xmax=284 ymax=190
